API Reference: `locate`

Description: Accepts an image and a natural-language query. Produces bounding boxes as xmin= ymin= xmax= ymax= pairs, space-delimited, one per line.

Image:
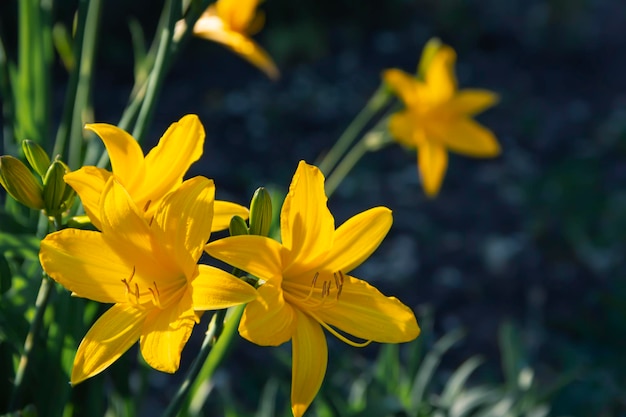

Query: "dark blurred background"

xmin=2 ymin=0 xmax=626 ymax=415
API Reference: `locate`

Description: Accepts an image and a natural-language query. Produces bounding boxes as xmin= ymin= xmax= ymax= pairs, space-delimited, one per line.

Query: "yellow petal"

xmin=213 ymin=200 xmax=250 ymax=232
xmin=40 ymin=229 xmax=130 ymax=304
xmin=447 ymin=89 xmax=499 ymax=116
xmin=85 ymin=123 xmax=145 ymax=190
xmin=139 ymin=289 xmax=196 ymax=373
xmin=314 ymin=275 xmax=420 ymax=343
xmin=141 ymin=115 xmax=205 ymax=205
xmin=63 ymin=166 xmax=112 ymax=230
xmin=195 ymin=27 xmax=279 ymax=80
xmin=281 ymin=161 xmax=334 ymax=274
xmin=71 ymin=303 xmax=147 ymax=384
xmin=322 ymin=207 xmax=392 ymax=273
xmin=428 ymin=117 xmax=501 ymax=157
xmin=238 ymin=280 xmax=296 ymax=346
xmin=215 ymin=0 xmax=260 ymax=33
xmin=291 ymin=310 xmax=327 ymax=417
xmin=388 ymin=110 xmax=420 ymax=149
xmin=382 ymin=69 xmax=420 ymax=107
xmin=425 ymin=45 xmax=457 ymax=103
xmin=418 ymin=140 xmax=448 ymax=197
xmin=152 ymin=176 xmax=215 ymax=276
xmin=99 ymin=178 xmax=179 ymax=279
xmin=191 ymin=264 xmax=257 ymax=310
xmin=205 ymin=235 xmax=283 ymax=282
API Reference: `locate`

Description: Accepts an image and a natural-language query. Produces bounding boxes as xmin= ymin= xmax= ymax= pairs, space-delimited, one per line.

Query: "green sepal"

xmin=229 ymin=215 xmax=249 ymax=237
xmin=0 ymin=155 xmax=44 ymax=210
xmin=22 ymin=139 xmax=51 ymax=178
xmin=249 ymin=187 xmax=272 ymax=237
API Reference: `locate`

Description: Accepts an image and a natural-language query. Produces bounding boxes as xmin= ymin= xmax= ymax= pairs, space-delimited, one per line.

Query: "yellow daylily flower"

xmin=181 ymin=0 xmax=279 ymax=80
xmin=64 ymin=114 xmax=248 ymax=231
xmin=382 ymin=43 xmax=500 ymax=197
xmin=39 ymin=176 xmax=257 ymax=384
xmin=205 ymin=161 xmax=419 ymax=417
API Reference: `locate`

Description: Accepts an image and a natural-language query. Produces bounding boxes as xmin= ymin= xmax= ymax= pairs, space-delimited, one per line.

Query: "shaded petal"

xmin=314 ymin=275 xmax=420 ymax=343
xmin=153 ymin=176 xmax=215 ymax=276
xmin=322 ymin=207 xmax=392 ymax=273
xmin=417 ymin=140 xmax=448 ymax=197
xmin=40 ymin=229 xmax=130 ymax=304
xmin=140 ymin=288 xmax=196 ymax=373
xmin=382 ymin=69 xmax=421 ymax=107
xmin=141 ymin=115 xmax=205 ymax=204
xmin=238 ymin=280 xmax=296 ymax=346
xmin=63 ymin=166 xmax=112 ymax=230
xmin=388 ymin=110 xmax=420 ymax=149
xmin=213 ymin=200 xmax=249 ymax=232
xmin=291 ymin=310 xmax=327 ymax=417
xmin=205 ymin=235 xmax=283 ymax=282
xmin=215 ymin=0 xmax=260 ymax=33
xmin=191 ymin=264 xmax=257 ymax=310
xmin=425 ymin=45 xmax=457 ymax=103
xmin=428 ymin=117 xmax=501 ymax=157
xmin=447 ymin=89 xmax=499 ymax=117
xmin=194 ymin=26 xmax=279 ymax=80
xmin=71 ymin=303 xmax=146 ymax=384
xmin=85 ymin=123 xmax=145 ymax=190
xmin=281 ymin=161 xmax=334 ymax=273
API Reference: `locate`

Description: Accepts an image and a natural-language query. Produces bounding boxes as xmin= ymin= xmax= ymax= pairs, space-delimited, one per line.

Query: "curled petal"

xmin=238 ymin=282 xmax=296 ymax=346
xmin=428 ymin=117 xmax=501 ymax=158
xmin=140 ymin=289 xmax=196 ymax=373
xmin=213 ymin=200 xmax=250 ymax=232
xmin=447 ymin=89 xmax=499 ymax=117
xmin=192 ymin=264 xmax=257 ymax=310
xmin=63 ymin=166 xmax=112 ymax=230
xmin=314 ymin=275 xmax=420 ymax=343
xmin=291 ymin=310 xmax=327 ymax=417
xmin=71 ymin=304 xmax=147 ymax=384
xmin=388 ymin=110 xmax=420 ymax=149
xmin=425 ymin=45 xmax=457 ymax=103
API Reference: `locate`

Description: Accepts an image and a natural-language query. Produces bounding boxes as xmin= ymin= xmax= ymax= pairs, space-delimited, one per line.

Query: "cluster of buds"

xmin=0 ymin=140 xmax=75 ymax=218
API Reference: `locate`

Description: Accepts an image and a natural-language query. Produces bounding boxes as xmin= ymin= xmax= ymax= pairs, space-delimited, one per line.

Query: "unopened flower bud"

xmin=0 ymin=155 xmax=44 ymax=210
xmin=43 ymin=160 xmax=71 ymax=216
xmin=229 ymin=215 xmax=249 ymax=237
xmin=22 ymin=140 xmax=51 ymax=178
xmin=249 ymin=187 xmax=272 ymax=237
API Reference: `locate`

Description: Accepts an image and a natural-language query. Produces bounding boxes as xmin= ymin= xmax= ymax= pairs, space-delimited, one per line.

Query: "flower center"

xmin=121 ymin=266 xmax=163 ymax=309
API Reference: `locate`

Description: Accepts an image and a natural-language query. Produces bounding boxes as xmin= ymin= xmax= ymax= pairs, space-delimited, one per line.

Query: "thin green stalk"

xmin=161 ymin=308 xmax=229 ymax=417
xmin=317 ymin=84 xmax=390 ymax=176
xmin=325 ymin=121 xmax=393 ymax=198
xmin=0 ymin=34 xmax=15 ymax=151
xmin=67 ymin=0 xmax=103 ymax=170
xmin=52 ymin=0 xmax=90 ymax=159
xmin=185 ymin=304 xmax=246 ymax=416
xmin=131 ymin=0 xmax=179 ymax=144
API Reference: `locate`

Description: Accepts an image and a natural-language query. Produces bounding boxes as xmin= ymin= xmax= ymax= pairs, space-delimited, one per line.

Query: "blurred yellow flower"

xmin=181 ymin=0 xmax=279 ymax=80
xmin=383 ymin=44 xmax=500 ymax=197
xmin=206 ymin=161 xmax=419 ymax=417
xmin=64 ymin=114 xmax=248 ymax=231
xmin=39 ymin=176 xmax=257 ymax=384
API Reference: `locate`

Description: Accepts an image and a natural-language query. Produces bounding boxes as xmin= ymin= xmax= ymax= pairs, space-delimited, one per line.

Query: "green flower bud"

xmin=0 ymin=155 xmax=44 ymax=210
xmin=249 ymin=187 xmax=272 ymax=236
xmin=229 ymin=215 xmax=249 ymax=237
xmin=22 ymin=140 xmax=51 ymax=178
xmin=43 ymin=160 xmax=71 ymax=216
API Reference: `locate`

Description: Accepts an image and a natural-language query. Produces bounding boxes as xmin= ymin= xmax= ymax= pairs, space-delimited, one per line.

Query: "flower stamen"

xmin=148 ymin=281 xmax=162 ymax=309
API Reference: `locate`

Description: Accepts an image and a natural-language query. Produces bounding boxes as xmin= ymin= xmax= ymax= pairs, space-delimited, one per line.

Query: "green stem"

xmin=52 ymin=0 xmax=90 ymax=159
xmin=161 ymin=308 xmax=230 ymax=417
xmin=324 ymin=122 xmax=393 ymax=198
xmin=317 ymin=84 xmax=390 ymax=176
xmin=8 ymin=273 xmax=55 ymax=411
xmin=131 ymin=0 xmax=178 ymax=144
xmin=67 ymin=0 xmax=103 ymax=170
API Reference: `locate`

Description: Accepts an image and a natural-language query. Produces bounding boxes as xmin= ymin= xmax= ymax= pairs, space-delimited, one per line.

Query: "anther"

xmin=143 ymin=200 xmax=152 ymax=212
xmin=148 ymin=281 xmax=162 ymax=308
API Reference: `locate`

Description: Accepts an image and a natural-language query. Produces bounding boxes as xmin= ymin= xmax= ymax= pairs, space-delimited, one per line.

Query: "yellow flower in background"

xmin=383 ymin=43 xmax=500 ymax=197
xmin=64 ymin=114 xmax=248 ymax=231
xmin=206 ymin=161 xmax=419 ymax=417
xmin=183 ymin=0 xmax=279 ymax=80
xmin=39 ymin=176 xmax=257 ymax=384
